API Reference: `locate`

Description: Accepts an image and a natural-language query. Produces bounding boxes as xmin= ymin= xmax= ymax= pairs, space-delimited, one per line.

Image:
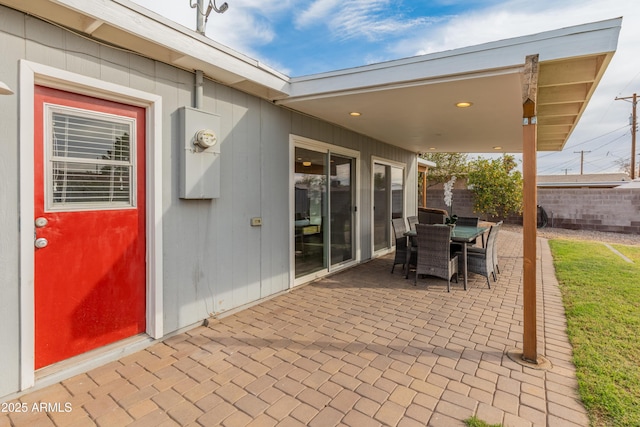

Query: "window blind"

xmin=49 ymin=110 xmax=135 ymax=209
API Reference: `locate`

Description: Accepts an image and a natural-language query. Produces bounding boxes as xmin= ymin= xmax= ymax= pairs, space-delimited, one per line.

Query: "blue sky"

xmin=131 ymin=0 xmax=640 ymax=176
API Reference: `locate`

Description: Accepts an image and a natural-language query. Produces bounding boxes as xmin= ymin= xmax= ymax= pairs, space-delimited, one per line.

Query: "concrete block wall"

xmin=425 ymin=188 xmax=640 ymax=234
xmin=537 ymin=188 xmax=640 ymax=234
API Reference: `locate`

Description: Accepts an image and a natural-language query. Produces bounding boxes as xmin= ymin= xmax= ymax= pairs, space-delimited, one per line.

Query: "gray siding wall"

xmin=0 ymin=5 xmax=23 ymax=400
xmin=0 ymin=6 xmax=417 ymax=397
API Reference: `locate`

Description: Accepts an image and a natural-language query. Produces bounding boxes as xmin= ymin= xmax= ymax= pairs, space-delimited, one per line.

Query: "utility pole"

xmin=615 ymin=93 xmax=637 ymax=179
xmin=562 ymin=168 xmax=572 ymax=175
xmin=574 ymin=150 xmax=591 ymax=175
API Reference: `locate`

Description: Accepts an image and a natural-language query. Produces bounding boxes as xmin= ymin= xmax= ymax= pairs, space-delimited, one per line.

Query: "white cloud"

xmin=295 ymin=0 xmax=342 ymax=28
xmin=296 ymin=0 xmax=433 ymax=41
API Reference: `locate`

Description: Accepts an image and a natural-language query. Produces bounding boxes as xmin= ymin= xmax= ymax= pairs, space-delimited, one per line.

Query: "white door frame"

xmin=289 ymin=134 xmax=361 ymax=288
xmin=18 ymin=60 xmax=164 ymax=390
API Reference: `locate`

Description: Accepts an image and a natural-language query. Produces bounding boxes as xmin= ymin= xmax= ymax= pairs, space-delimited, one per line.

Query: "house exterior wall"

xmin=0 ymin=6 xmax=417 ymax=398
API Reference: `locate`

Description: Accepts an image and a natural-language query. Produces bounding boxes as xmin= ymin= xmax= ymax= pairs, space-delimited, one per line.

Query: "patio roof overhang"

xmin=277 ymin=19 xmax=621 ymax=154
xmin=1 ymin=0 xmax=621 ymax=156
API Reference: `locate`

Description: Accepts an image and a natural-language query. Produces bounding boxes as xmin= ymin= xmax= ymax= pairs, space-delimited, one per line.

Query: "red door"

xmin=34 ymin=86 xmax=146 ymax=369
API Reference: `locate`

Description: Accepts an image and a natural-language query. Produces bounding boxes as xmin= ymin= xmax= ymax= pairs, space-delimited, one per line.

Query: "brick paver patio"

xmin=1 ymin=230 xmax=588 ymax=426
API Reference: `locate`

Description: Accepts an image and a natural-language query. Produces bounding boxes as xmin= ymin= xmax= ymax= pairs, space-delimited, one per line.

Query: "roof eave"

xmin=0 ymin=0 xmax=290 ymax=100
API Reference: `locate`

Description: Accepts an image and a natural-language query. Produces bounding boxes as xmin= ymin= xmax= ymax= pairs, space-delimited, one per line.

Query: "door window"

xmin=46 ymin=106 xmax=136 ymax=211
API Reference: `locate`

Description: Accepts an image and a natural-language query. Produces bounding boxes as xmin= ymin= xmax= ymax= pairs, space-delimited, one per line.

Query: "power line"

xmin=537 ymin=125 xmax=628 ymax=160
xmin=537 ymin=132 xmax=630 ymax=174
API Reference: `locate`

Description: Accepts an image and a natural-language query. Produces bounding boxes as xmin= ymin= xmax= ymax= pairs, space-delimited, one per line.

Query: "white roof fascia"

xmin=56 ymin=0 xmax=290 ymax=95
xmin=286 ymin=17 xmax=622 ymax=100
xmin=7 ymin=0 xmax=620 ymax=108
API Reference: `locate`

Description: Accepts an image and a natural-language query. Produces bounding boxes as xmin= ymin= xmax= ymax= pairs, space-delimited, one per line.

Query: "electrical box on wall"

xmin=179 ymin=106 xmax=221 ymax=199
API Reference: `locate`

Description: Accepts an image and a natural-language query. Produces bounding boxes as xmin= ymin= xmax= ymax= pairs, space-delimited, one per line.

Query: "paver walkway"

xmin=1 ymin=230 xmax=588 ymax=426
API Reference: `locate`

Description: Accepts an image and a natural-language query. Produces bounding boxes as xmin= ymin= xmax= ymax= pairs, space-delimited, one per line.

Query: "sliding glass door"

xmin=294 ymin=145 xmax=357 ymax=280
xmin=373 ymin=163 xmax=389 ymax=252
xmin=373 ymin=160 xmax=405 ymax=253
xmin=329 ymin=154 xmax=354 ymax=267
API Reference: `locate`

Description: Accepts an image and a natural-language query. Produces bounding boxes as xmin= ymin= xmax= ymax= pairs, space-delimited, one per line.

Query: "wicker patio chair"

xmin=467 ymin=221 xmax=503 ymax=279
xmin=391 ymin=218 xmax=416 ymax=275
xmin=455 ymin=216 xmax=479 ymax=226
xmin=462 ymin=221 xmax=501 ymax=288
xmin=414 ymin=224 xmax=459 ymax=292
xmin=406 ymin=215 xmax=420 ymax=249
xmin=417 ymin=207 xmax=447 ymax=225
xmin=450 ymin=216 xmax=480 ymax=253
xmin=407 ymin=215 xmax=419 ymax=231
xmin=458 ymin=216 xmax=481 ymax=244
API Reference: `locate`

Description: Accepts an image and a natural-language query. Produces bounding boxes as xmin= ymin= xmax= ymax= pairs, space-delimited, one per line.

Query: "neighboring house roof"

xmin=537 ymin=173 xmax=630 ymax=188
xmin=1 ymin=0 xmax=622 ymax=155
xmin=418 ymin=157 xmax=437 ymax=173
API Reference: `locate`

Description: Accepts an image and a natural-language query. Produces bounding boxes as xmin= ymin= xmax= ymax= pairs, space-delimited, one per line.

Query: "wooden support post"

xmin=522 ymin=54 xmax=539 ymax=363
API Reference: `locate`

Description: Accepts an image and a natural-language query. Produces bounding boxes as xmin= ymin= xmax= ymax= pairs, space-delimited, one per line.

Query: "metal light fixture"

xmin=0 ymin=81 xmax=14 ymax=95
xmin=191 ymin=0 xmax=229 ymax=34
xmin=208 ymin=0 xmax=229 ymax=14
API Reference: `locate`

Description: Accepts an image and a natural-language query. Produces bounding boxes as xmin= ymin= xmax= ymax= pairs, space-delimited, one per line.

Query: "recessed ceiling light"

xmin=429 ymin=147 xmax=436 ymax=150
xmin=493 ymin=146 xmax=503 ymax=150
xmin=302 ymin=161 xmax=312 ymax=167
xmin=455 ymin=102 xmax=473 ymax=108
xmin=349 ymin=112 xmax=361 ymax=116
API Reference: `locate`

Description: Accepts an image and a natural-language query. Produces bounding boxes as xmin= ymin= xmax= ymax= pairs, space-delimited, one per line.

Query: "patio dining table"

xmin=405 ymin=225 xmax=488 ymax=290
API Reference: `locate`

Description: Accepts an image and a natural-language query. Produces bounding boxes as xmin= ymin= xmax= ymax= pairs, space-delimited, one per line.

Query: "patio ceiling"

xmin=1 ymin=0 xmax=621 ymax=155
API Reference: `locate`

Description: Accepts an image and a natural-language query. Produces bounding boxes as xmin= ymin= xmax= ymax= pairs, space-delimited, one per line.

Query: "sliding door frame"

xmin=289 ymin=135 xmax=361 ymax=288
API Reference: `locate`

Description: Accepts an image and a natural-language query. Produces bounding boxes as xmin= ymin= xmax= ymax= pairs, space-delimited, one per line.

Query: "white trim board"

xmin=18 ymin=60 xmax=164 ymax=391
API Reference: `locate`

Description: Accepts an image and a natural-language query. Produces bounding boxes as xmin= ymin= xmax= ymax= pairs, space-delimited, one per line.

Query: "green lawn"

xmin=548 ymin=240 xmax=640 ymax=427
